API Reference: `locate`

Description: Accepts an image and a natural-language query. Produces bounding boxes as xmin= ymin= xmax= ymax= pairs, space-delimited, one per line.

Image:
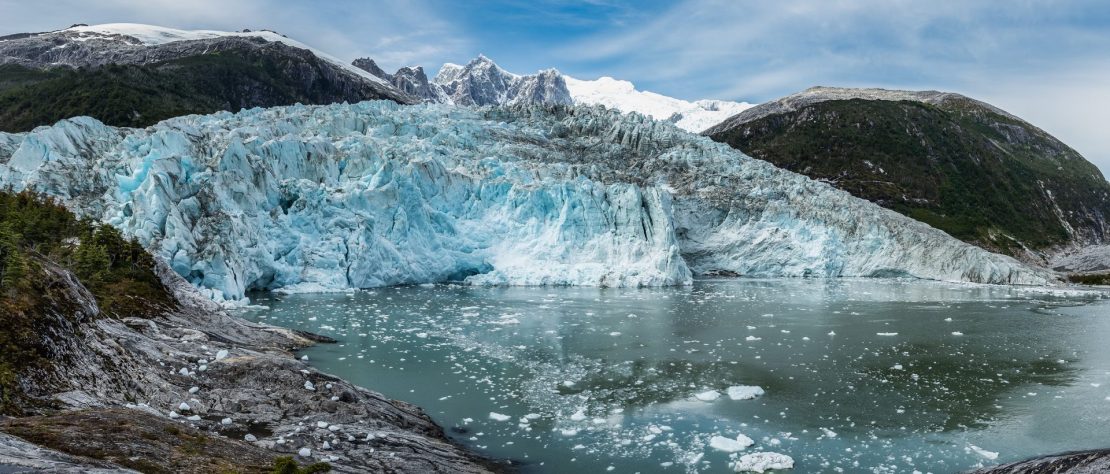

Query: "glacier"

xmin=0 ymin=102 xmax=1053 ymax=303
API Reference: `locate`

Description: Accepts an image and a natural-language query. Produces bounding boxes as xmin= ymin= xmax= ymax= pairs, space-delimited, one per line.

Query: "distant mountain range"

xmin=352 ymin=55 xmax=755 ymax=132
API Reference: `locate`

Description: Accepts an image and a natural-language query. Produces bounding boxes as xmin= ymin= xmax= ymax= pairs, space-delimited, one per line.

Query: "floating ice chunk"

xmin=745 ymin=336 xmax=762 ymax=341
xmin=877 ymin=332 xmax=899 ymax=336
xmin=609 ymin=331 xmax=622 ymax=336
xmin=827 ymin=331 xmax=836 ymax=336
xmin=695 ymin=390 xmax=721 ymax=401
xmin=733 ymin=452 xmax=795 ymax=472
xmin=570 ymin=409 xmax=587 ymax=421
xmin=710 ymin=434 xmax=755 ymax=452
xmin=944 ymin=318 xmax=953 ymax=322
xmin=560 ymin=428 xmax=579 ymax=436
xmin=301 ymin=355 xmax=309 ymax=361
xmin=892 ymin=364 xmax=904 ymax=371
xmin=215 ymin=349 xmax=229 ymax=360
xmin=727 ymin=385 xmax=765 ymax=400
xmin=489 ymin=412 xmax=511 ymax=422
xmin=951 ymin=331 xmax=964 ymax=336
xmin=968 ymin=444 xmax=999 ymax=460
xmin=820 ymin=427 xmax=837 ymax=438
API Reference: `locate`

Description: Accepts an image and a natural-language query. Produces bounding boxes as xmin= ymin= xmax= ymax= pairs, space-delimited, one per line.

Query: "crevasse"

xmin=0 ymin=102 xmax=1054 ymax=303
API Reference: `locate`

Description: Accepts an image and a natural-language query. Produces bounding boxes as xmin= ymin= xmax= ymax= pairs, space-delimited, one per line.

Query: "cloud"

xmin=557 ymin=0 xmax=1110 ymax=175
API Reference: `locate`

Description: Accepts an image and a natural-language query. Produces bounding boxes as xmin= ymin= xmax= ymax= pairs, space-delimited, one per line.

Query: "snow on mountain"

xmin=354 ymin=55 xmax=573 ymax=106
xmin=60 ymin=23 xmax=392 ymax=86
xmin=703 ymin=86 xmax=1021 ymax=136
xmin=0 ymin=102 xmax=1052 ymax=303
xmin=564 ymin=76 xmax=755 ymax=133
xmin=356 ymin=55 xmax=751 ymax=132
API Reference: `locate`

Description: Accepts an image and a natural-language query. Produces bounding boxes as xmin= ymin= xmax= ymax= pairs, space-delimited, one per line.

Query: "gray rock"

xmin=970 ymin=448 xmax=1110 ymax=473
xmin=2 ymin=259 xmax=498 ymax=473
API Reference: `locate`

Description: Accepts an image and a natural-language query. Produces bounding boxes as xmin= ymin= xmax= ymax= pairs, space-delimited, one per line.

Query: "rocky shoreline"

xmin=971 ymin=449 xmax=1110 ymax=474
xmin=0 ymin=261 xmax=502 ymax=473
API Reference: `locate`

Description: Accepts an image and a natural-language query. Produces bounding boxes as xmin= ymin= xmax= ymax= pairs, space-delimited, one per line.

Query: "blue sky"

xmin=3 ymin=0 xmax=1110 ymax=176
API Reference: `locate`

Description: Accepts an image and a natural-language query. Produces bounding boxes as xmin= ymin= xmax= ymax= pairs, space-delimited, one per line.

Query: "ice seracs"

xmin=0 ymin=102 xmax=1054 ymax=304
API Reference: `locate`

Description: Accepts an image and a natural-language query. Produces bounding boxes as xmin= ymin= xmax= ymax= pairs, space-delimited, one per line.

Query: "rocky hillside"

xmin=706 ymin=87 xmax=1110 ymax=266
xmin=0 ymin=191 xmax=497 ymax=473
xmin=0 ymin=24 xmax=414 ymax=131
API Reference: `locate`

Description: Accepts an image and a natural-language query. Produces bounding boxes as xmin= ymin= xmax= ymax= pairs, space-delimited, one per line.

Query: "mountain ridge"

xmin=354 ymin=54 xmax=755 ymax=132
xmin=707 ymin=86 xmax=1110 ymax=271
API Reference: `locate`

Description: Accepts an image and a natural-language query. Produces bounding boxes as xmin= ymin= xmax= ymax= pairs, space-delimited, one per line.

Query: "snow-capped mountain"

xmin=0 ymin=102 xmax=1051 ymax=303
xmin=354 ymin=55 xmax=573 ymax=106
xmin=0 ymin=23 xmax=413 ymax=104
xmin=356 ymin=55 xmax=752 ymax=132
xmin=565 ymin=76 xmax=755 ymax=133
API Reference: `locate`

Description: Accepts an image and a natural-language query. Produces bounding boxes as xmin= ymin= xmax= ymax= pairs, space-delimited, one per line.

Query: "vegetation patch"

xmin=0 ymin=191 xmax=173 ymax=413
xmin=0 ymin=45 xmax=388 ymax=131
xmin=710 ymin=98 xmax=1110 ymax=256
xmin=0 ymin=408 xmax=325 ymax=473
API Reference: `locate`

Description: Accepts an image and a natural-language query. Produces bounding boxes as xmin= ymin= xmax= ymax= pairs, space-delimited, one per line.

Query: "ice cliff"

xmin=0 ymin=102 xmax=1054 ymax=302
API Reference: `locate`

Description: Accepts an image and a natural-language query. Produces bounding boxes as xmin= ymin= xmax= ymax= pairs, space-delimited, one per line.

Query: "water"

xmin=241 ymin=279 xmax=1110 ymax=473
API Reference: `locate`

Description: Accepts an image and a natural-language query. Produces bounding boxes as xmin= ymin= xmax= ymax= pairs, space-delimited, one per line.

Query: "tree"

xmin=74 ymin=242 xmax=110 ymax=282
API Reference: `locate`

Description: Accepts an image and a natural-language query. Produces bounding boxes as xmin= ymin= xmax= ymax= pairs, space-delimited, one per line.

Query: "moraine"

xmin=242 ymin=278 xmax=1109 ymax=473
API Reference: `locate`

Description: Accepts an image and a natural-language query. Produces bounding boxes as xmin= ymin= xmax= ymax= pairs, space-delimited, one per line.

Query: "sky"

xmin=2 ymin=0 xmax=1109 ymax=176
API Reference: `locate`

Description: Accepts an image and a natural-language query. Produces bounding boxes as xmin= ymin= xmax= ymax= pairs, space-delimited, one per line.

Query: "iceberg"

xmin=0 ymin=102 xmax=1054 ymax=303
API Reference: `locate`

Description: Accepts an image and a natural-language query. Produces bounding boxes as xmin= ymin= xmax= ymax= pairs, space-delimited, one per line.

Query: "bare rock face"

xmin=971 ymin=448 xmax=1110 ymax=474
xmin=0 ymin=260 xmax=499 ymax=473
xmin=352 ymin=54 xmax=573 ymax=106
xmin=0 ymin=431 xmax=135 ymax=473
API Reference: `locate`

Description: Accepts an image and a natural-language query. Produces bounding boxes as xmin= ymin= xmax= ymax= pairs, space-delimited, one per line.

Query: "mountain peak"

xmin=351 ymin=57 xmax=391 ymax=81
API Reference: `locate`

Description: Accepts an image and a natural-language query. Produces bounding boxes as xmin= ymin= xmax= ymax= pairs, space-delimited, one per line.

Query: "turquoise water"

xmin=241 ymin=279 xmax=1110 ymax=473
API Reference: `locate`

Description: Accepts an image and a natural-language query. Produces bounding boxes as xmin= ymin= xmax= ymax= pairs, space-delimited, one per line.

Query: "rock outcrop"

xmin=0 ymin=258 xmax=498 ymax=473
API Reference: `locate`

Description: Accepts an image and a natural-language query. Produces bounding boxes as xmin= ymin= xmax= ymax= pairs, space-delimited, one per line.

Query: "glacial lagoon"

xmin=242 ymin=279 xmax=1110 ymax=473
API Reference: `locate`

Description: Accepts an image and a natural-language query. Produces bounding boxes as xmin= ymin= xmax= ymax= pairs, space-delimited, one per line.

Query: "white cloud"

xmin=558 ymin=0 xmax=1110 ymax=176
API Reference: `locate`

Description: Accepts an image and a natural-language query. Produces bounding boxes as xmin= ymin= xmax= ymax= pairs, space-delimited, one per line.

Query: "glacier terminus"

xmin=0 ymin=102 xmax=1053 ymax=304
